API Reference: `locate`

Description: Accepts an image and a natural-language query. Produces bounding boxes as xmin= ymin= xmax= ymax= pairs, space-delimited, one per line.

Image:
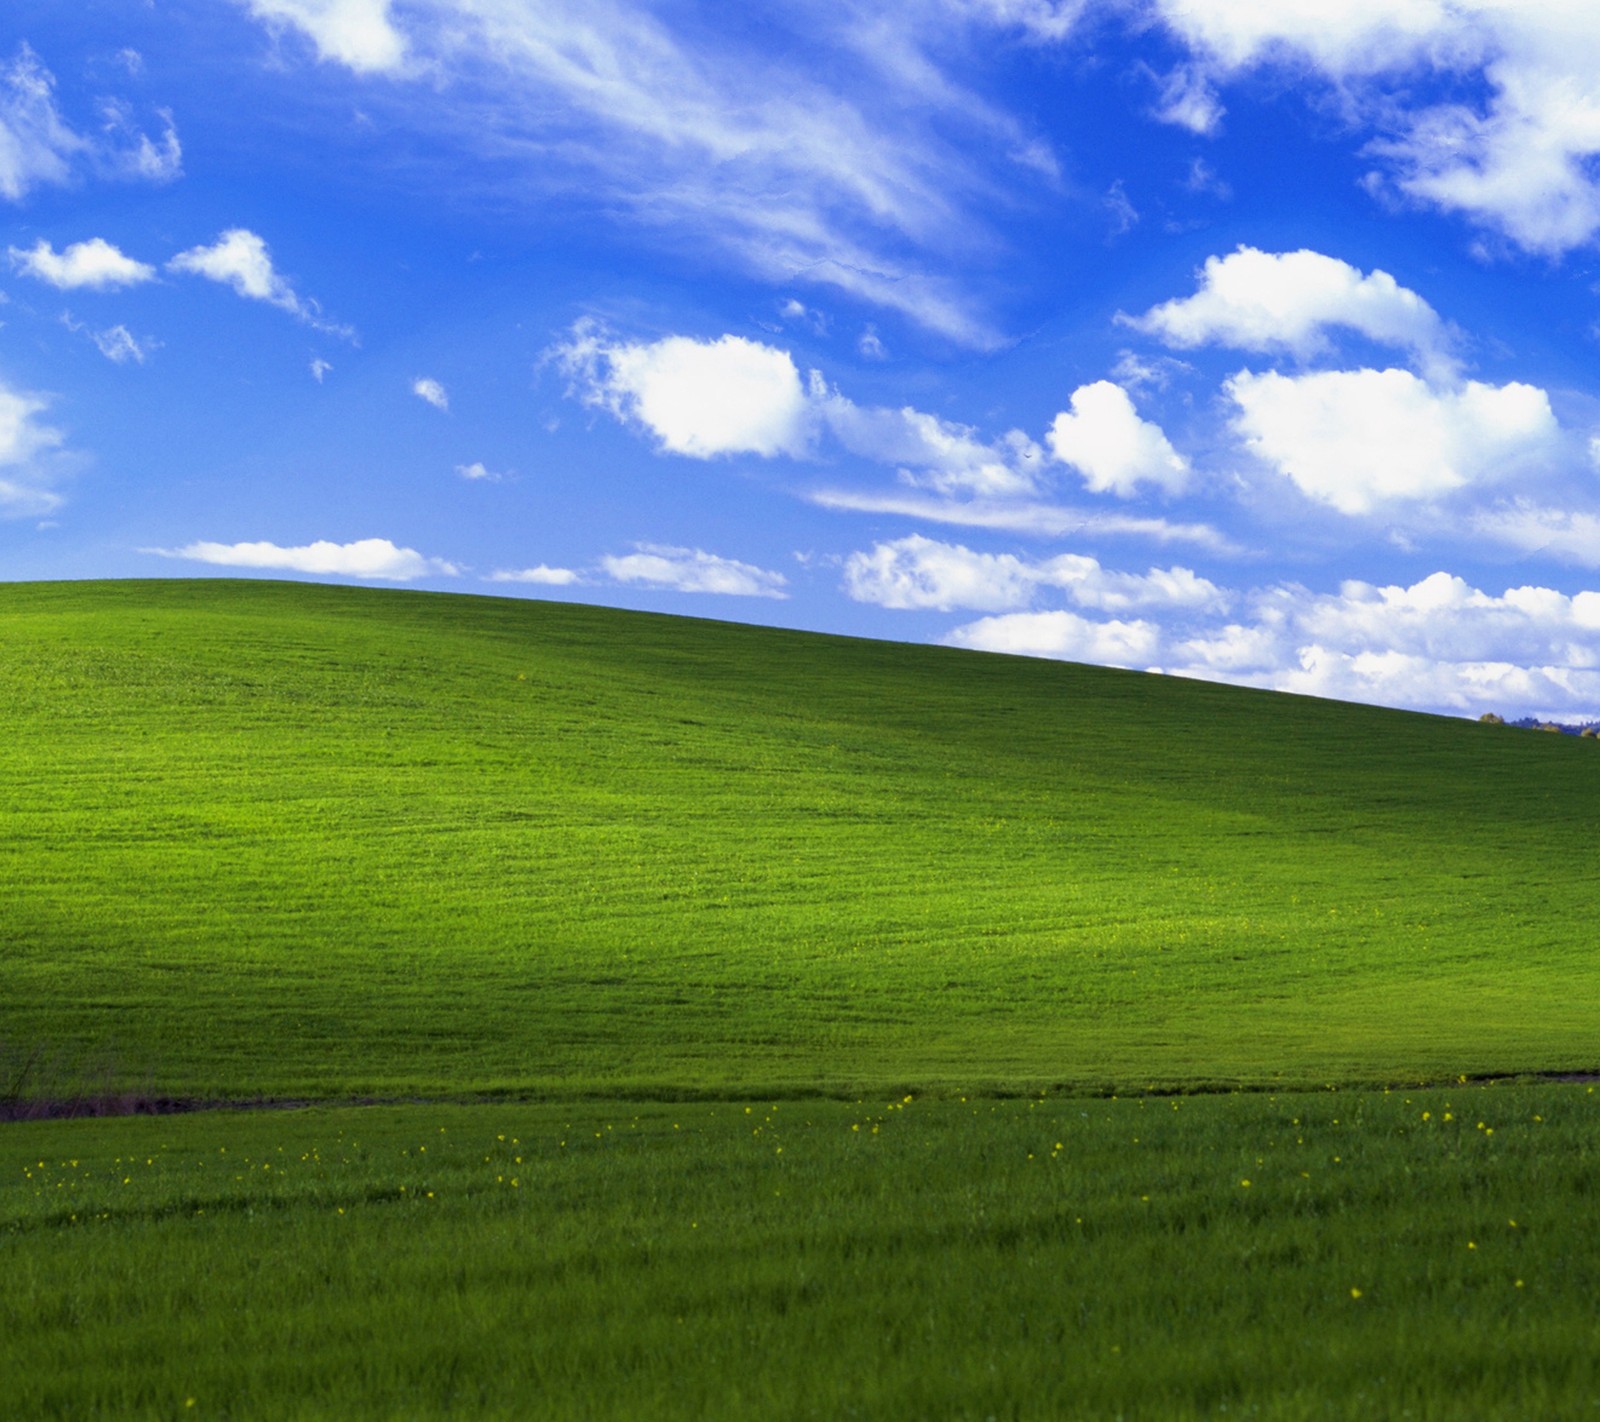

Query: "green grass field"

xmin=8 ymin=1086 xmax=1600 ymax=1419
xmin=4 ymin=577 xmax=1598 ymax=1101
xmin=5 ymin=577 xmax=1600 ymax=1418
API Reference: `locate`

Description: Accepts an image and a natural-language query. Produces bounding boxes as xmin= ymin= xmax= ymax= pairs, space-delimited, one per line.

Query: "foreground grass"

xmin=6 ymin=1086 xmax=1598 ymax=1419
xmin=5 ymin=577 xmax=1600 ymax=1099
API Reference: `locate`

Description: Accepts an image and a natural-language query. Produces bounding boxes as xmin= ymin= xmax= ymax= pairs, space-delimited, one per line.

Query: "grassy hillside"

xmin=3 ymin=577 xmax=1597 ymax=1100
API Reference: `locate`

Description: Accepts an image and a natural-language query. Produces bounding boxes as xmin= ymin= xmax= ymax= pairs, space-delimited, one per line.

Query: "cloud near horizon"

xmin=144 ymin=537 xmax=459 ymax=580
xmin=943 ymin=566 xmax=1600 ymax=721
xmin=600 ymin=543 xmax=789 ymax=599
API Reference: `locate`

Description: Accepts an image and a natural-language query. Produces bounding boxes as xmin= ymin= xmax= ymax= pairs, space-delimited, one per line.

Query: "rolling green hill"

xmin=3 ymin=577 xmax=1596 ymax=1101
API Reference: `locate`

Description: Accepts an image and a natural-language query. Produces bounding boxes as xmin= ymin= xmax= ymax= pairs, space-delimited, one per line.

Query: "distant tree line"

xmin=1479 ymin=712 xmax=1600 ymax=737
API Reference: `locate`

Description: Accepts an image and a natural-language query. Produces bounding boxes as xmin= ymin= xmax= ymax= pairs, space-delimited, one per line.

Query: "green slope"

xmin=3 ymin=577 xmax=1596 ymax=1099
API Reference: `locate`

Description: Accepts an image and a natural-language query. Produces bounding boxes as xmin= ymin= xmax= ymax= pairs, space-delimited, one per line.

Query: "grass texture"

xmin=6 ymin=1086 xmax=1599 ymax=1420
xmin=4 ymin=577 xmax=1599 ymax=1100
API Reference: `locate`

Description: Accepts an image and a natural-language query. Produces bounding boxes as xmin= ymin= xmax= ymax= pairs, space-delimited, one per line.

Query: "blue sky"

xmin=7 ymin=1 xmax=1600 ymax=719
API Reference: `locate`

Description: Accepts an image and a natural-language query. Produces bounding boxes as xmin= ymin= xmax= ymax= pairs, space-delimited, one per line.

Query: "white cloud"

xmin=92 ymin=325 xmax=151 ymax=364
xmin=0 ymin=45 xmax=85 ymax=201
xmin=1150 ymin=0 xmax=1458 ymax=75
xmin=1152 ymin=64 xmax=1223 ymax=134
xmin=242 ymin=0 xmax=408 ymax=73
xmin=1148 ymin=3 xmax=1600 ymax=257
xmin=555 ymin=323 xmax=810 ymax=459
xmin=8 ymin=237 xmax=156 ymax=290
xmin=778 ymin=298 xmax=828 ymax=335
xmin=456 ymin=460 xmax=504 ymax=481
xmin=933 ymin=561 xmax=1600 ymax=719
xmin=1226 ymin=367 xmax=1559 ymax=514
xmin=0 ymin=378 xmax=64 ymax=515
xmin=952 ymin=0 xmax=1087 ymax=42
xmin=819 ymin=394 xmax=1042 ymax=498
xmin=945 ymin=609 xmax=1162 ymax=666
xmin=168 ymin=229 xmax=352 ymax=338
xmin=858 ymin=326 xmax=887 ymax=360
xmin=1125 ymin=247 xmax=1455 ymax=376
xmin=229 ymin=1 xmax=1070 ymax=344
xmin=124 ymin=113 xmax=182 ymax=184
xmin=1168 ymin=570 xmax=1600 ymax=718
xmin=1 ymin=45 xmax=182 ymax=201
xmin=145 ymin=537 xmax=458 ymax=581
xmin=1046 ymin=380 xmax=1189 ymax=497
xmin=844 ymin=536 xmax=1038 ymax=612
xmin=487 ymin=565 xmax=581 ymax=586
xmin=807 ymin=489 xmax=1234 ymax=549
xmin=554 ymin=322 xmax=1047 ymax=497
xmin=843 ymin=533 xmax=1226 ymax=614
xmin=310 ymin=358 xmax=332 ymax=382
xmin=1472 ymin=502 xmax=1600 ymax=569
xmin=600 ymin=543 xmax=788 ymax=598
xmin=412 ymin=376 xmax=448 ymax=412
xmin=1104 ymin=180 xmax=1139 ymax=237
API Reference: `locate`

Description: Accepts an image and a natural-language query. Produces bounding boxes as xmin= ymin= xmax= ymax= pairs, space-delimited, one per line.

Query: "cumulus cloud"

xmin=168 ymin=229 xmax=352 ymax=338
xmin=555 ymin=323 xmax=810 ymax=460
xmin=1226 ymin=367 xmax=1559 ymax=515
xmin=487 ymin=565 xmax=581 ymax=586
xmin=844 ymin=536 xmax=1038 ymax=612
xmin=456 ymin=461 xmax=504 ymax=481
xmin=842 ymin=533 xmax=1226 ymax=613
xmin=242 ymin=0 xmax=408 ymax=73
xmin=1046 ymin=381 xmax=1189 ymax=497
xmin=553 ymin=322 xmax=1041 ymax=494
xmin=600 ymin=543 xmax=788 ymax=598
xmin=550 ymin=321 xmax=1049 ymax=499
xmin=8 ymin=237 xmax=155 ymax=290
xmin=144 ymin=537 xmax=458 ymax=580
xmin=412 ymin=377 xmax=448 ymax=412
xmin=945 ymin=609 xmax=1163 ymax=666
xmin=1148 ymin=3 xmax=1600 ymax=257
xmin=1168 ymin=571 xmax=1600 ymax=718
xmin=1125 ymin=247 xmax=1455 ymax=376
xmin=934 ymin=560 xmax=1600 ymax=719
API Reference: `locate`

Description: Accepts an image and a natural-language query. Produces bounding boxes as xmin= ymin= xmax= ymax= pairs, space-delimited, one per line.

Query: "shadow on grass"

xmin=0 ymin=1039 xmax=191 ymax=1123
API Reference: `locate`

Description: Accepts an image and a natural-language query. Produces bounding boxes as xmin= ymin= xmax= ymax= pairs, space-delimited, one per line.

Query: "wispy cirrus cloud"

xmin=230 ymin=0 xmax=1085 ymax=344
xmin=0 ymin=43 xmax=182 ymax=201
xmin=0 ymin=377 xmax=66 ymax=517
xmin=0 ymin=44 xmax=87 ymax=201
